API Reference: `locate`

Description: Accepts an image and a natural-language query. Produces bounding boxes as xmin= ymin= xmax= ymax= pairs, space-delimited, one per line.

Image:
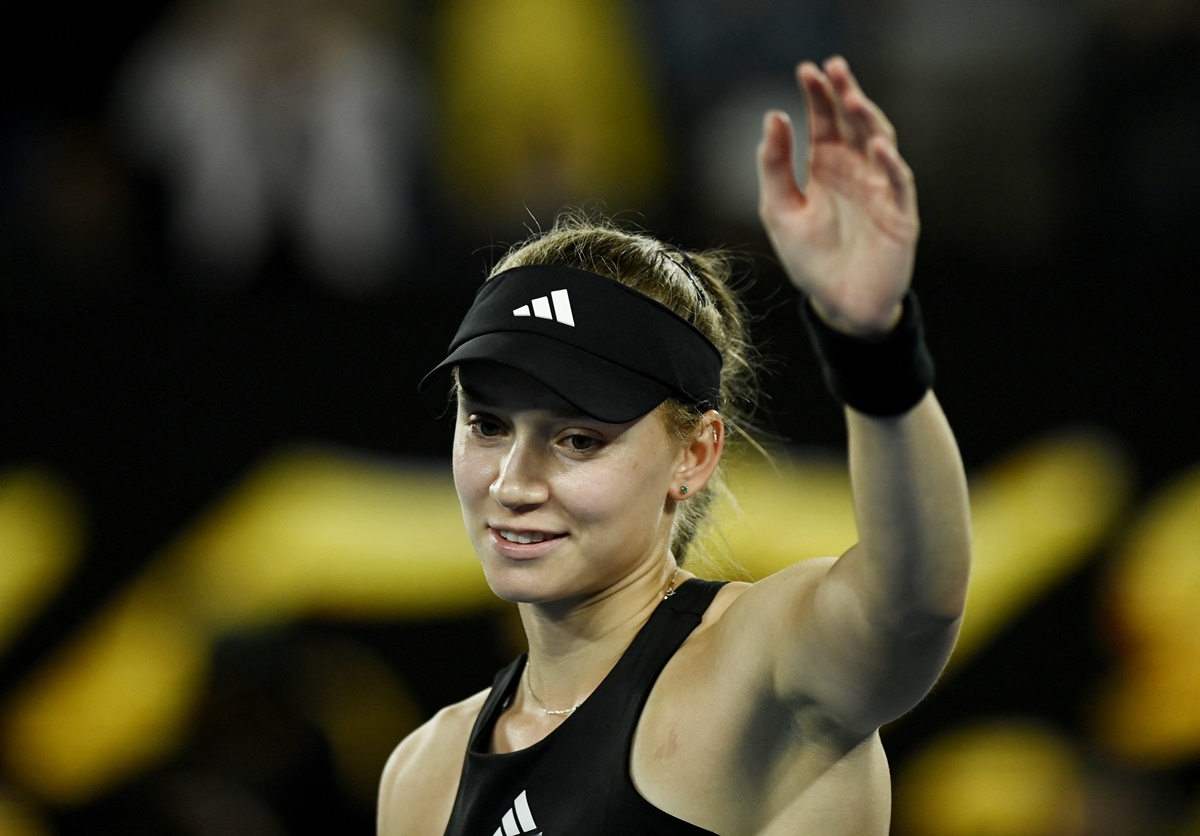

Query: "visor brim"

xmin=419 ymin=331 xmax=673 ymax=424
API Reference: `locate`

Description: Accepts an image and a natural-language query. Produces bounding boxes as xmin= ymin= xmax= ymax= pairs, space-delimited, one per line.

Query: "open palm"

xmin=757 ymin=57 xmax=919 ymax=337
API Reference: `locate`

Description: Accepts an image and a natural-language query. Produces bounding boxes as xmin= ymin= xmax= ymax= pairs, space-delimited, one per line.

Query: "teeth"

xmin=500 ymin=530 xmax=549 ymax=544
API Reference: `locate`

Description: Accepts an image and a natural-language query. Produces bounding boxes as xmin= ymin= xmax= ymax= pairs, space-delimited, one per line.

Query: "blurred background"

xmin=2 ymin=0 xmax=1199 ymax=833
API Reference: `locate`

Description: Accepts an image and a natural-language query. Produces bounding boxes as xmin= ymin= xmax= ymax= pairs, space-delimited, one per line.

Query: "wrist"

xmin=807 ymin=297 xmax=904 ymax=338
xmin=801 ymin=289 xmax=934 ymax=417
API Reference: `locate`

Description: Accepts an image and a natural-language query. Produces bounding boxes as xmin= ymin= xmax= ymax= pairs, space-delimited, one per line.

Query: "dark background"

xmin=2 ymin=0 xmax=1199 ymax=832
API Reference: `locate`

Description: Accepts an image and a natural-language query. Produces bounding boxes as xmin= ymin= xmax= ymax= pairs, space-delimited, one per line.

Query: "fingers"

xmin=764 ymin=56 xmax=913 ymax=220
xmin=801 ymin=56 xmax=899 ymax=154
xmin=756 ymin=110 xmax=806 ymax=216
xmin=868 ymin=135 xmax=918 ymax=216
xmin=798 ymin=61 xmax=840 ymax=145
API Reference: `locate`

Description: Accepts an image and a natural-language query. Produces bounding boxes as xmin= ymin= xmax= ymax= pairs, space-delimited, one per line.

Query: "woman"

xmin=379 ymin=57 xmax=971 ymax=835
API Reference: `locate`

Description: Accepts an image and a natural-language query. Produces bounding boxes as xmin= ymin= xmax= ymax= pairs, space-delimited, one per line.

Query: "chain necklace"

xmin=524 ymin=661 xmax=580 ymax=716
xmin=524 ymin=567 xmax=682 ymax=716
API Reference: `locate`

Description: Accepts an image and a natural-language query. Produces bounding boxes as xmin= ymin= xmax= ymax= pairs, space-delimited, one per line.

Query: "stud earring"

xmin=679 ymin=485 xmax=689 ymax=495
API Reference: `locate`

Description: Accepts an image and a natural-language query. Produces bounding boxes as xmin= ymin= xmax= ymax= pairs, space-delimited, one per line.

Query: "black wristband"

xmin=801 ymin=290 xmax=935 ymax=417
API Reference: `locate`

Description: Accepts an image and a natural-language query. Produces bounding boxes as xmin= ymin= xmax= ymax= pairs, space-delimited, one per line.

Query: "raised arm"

xmin=753 ymin=57 xmax=971 ymax=732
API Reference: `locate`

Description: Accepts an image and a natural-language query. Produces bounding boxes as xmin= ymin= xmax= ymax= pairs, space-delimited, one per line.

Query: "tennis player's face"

xmin=452 ymin=363 xmax=684 ymax=604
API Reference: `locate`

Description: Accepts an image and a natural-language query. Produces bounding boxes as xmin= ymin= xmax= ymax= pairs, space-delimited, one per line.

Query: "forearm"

xmin=845 ymin=392 xmax=971 ymax=630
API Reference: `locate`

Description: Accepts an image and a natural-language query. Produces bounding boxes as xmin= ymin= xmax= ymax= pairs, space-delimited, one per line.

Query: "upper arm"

xmin=378 ymin=732 xmax=432 ymax=836
xmin=806 ymin=545 xmax=962 ymax=729
xmin=377 ymin=693 xmax=485 ymax=836
xmin=713 ymin=553 xmax=962 ymax=736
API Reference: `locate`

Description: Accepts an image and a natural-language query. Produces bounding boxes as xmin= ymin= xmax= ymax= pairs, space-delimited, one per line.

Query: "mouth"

xmin=496 ymin=529 xmax=563 ymax=545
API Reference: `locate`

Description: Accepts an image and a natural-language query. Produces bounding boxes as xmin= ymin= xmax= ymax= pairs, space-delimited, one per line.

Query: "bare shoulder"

xmin=378 ymin=688 xmax=489 ymax=836
xmin=665 ymin=559 xmax=838 ymax=712
xmin=635 ymin=563 xmax=892 ymax=833
xmin=665 ymin=560 xmax=857 ymax=736
xmin=700 ymin=558 xmax=836 ymax=641
xmin=701 ymin=558 xmax=850 ymax=703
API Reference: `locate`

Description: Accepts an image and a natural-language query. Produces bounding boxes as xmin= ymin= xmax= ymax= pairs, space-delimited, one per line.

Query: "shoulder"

xmin=665 ymin=561 xmax=836 ymax=695
xmin=700 ymin=558 xmax=836 ymax=642
xmin=635 ymin=563 xmax=885 ymax=830
xmin=377 ymin=688 xmax=489 ymax=836
xmin=677 ymin=559 xmax=843 ymax=708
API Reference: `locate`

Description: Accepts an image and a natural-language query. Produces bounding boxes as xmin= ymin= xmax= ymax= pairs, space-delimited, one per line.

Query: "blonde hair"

xmin=489 ymin=211 xmax=760 ymax=571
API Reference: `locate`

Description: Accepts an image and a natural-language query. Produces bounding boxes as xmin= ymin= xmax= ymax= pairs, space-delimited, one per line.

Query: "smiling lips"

xmin=497 ymin=529 xmax=563 ymax=545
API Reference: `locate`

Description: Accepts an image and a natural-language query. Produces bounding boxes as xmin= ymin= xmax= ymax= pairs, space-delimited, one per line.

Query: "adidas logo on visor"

xmin=513 ymin=289 xmax=574 ymax=326
xmin=491 ymin=790 xmax=541 ymax=836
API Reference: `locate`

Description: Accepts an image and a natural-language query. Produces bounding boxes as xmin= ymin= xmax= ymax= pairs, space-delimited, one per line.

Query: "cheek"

xmin=451 ymin=436 xmax=488 ymax=502
xmin=567 ymin=459 xmax=667 ymax=525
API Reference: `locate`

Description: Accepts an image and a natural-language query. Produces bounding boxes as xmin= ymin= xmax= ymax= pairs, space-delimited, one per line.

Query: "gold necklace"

xmin=524 ymin=660 xmax=580 ymax=716
xmin=525 ymin=566 xmax=682 ymax=716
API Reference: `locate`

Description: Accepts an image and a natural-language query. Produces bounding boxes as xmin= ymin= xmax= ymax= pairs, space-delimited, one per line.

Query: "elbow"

xmin=871 ymin=562 xmax=969 ymax=656
xmin=846 ymin=610 xmax=964 ymax=732
xmin=895 ymin=607 xmax=965 ymax=647
xmin=896 ymin=586 xmax=968 ymax=641
xmin=877 ymin=554 xmax=971 ymax=639
xmin=899 ymin=536 xmax=972 ymax=631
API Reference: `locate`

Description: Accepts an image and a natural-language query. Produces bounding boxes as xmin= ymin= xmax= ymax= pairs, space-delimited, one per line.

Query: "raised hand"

xmin=757 ymin=56 xmax=919 ymax=337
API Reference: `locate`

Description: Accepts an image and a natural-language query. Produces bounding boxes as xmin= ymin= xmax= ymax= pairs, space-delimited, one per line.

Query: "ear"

xmin=669 ymin=411 xmax=725 ymax=501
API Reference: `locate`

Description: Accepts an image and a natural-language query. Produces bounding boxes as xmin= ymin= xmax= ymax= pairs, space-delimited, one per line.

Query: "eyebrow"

xmin=458 ymin=385 xmax=593 ymax=422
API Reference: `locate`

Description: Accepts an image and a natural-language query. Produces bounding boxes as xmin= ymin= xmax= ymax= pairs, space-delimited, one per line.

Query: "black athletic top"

xmin=443 ymin=578 xmax=726 ymax=835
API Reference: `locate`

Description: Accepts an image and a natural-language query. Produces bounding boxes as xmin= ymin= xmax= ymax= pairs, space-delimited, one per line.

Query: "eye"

xmin=467 ymin=414 xmax=504 ymax=438
xmin=562 ymin=434 xmax=601 ymax=452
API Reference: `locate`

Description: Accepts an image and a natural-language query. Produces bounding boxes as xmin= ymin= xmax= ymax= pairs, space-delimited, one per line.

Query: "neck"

xmin=517 ymin=562 xmax=685 ymax=713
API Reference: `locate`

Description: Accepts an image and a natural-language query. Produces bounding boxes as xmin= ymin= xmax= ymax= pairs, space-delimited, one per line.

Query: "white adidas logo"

xmin=513 ymin=289 xmax=574 ymax=327
xmin=491 ymin=790 xmax=541 ymax=836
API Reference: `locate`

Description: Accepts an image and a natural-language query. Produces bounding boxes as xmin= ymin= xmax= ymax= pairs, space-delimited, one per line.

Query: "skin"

xmin=379 ymin=56 xmax=971 ymax=835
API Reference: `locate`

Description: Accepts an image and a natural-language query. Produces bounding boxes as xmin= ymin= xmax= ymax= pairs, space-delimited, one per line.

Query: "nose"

xmin=489 ymin=439 xmax=550 ymax=511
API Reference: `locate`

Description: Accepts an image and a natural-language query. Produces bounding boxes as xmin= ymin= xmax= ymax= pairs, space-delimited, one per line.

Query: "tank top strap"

xmin=665 ymin=577 xmax=726 ymax=618
xmin=589 ymin=578 xmax=727 ymax=735
xmin=464 ymin=578 xmax=726 ymax=753
xmin=464 ymin=654 xmax=526 ymax=754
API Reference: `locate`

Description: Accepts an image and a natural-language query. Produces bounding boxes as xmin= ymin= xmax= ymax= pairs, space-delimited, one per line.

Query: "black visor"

xmin=419 ymin=265 xmax=722 ymax=423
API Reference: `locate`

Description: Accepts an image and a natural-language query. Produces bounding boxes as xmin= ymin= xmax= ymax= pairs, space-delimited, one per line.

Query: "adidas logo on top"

xmin=513 ymin=289 xmax=574 ymax=327
xmin=491 ymin=790 xmax=541 ymax=836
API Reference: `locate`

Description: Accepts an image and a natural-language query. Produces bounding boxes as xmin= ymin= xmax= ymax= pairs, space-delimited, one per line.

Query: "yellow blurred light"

xmin=1092 ymin=464 xmax=1200 ymax=766
xmin=713 ymin=453 xmax=856 ymax=579
xmin=1092 ymin=644 xmax=1200 ymax=768
xmin=160 ymin=448 xmax=495 ymax=629
xmin=0 ymin=469 xmax=84 ymax=651
xmin=0 ymin=579 xmax=207 ymax=804
xmin=894 ymin=720 xmax=1088 ymax=836
xmin=712 ymin=431 xmax=1131 ymax=670
xmin=1 ymin=447 xmax=492 ymax=806
xmin=951 ymin=431 xmax=1131 ymax=665
xmin=434 ymin=0 xmax=665 ymax=218
xmin=1101 ymin=465 xmax=1200 ymax=644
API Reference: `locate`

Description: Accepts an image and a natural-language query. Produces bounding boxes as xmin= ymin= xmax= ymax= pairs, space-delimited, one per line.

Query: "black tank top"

xmin=443 ymin=579 xmax=726 ymax=835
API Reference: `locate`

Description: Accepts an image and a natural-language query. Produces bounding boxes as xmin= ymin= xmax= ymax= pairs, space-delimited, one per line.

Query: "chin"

xmin=480 ymin=565 xmax=546 ymax=604
xmin=480 ymin=563 xmax=577 ymax=606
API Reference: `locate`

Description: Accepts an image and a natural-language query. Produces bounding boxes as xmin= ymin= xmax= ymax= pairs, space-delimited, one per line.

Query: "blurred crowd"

xmin=1 ymin=0 xmax=1190 ymax=304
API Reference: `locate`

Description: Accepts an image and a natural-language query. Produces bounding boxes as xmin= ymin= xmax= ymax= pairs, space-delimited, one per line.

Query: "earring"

xmin=679 ymin=486 xmax=689 ymax=495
